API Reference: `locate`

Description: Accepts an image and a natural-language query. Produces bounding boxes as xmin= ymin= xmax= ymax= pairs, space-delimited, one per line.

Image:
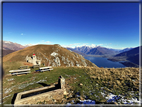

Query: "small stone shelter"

xmin=26 ymin=54 xmax=41 ymax=65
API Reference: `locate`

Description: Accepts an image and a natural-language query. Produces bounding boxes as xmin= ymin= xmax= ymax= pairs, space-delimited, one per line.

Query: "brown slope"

xmin=3 ymin=50 xmax=16 ymax=56
xmin=3 ymin=44 xmax=98 ymax=68
xmin=3 ymin=41 xmax=26 ymax=50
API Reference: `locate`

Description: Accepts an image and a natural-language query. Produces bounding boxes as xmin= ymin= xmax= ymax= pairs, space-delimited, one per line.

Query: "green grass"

xmin=3 ymin=61 xmax=23 ymax=75
xmin=2 ymin=66 xmax=140 ymax=104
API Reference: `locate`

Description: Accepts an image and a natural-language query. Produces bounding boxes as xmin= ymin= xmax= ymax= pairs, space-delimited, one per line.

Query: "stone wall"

xmin=15 ymin=88 xmax=64 ymax=104
xmin=14 ymin=76 xmax=67 ymax=105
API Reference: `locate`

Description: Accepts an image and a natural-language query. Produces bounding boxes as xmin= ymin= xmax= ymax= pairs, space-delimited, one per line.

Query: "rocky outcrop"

xmin=3 ymin=44 xmax=98 ymax=68
xmin=54 ymin=57 xmax=61 ymax=67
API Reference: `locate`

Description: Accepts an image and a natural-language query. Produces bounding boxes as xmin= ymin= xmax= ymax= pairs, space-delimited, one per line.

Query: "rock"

xmin=70 ymin=61 xmax=74 ymax=67
xmin=51 ymin=52 xmax=58 ymax=57
xmin=52 ymin=62 xmax=56 ymax=67
xmin=79 ymin=83 xmax=83 ymax=86
xmin=80 ymin=96 xmax=84 ymax=100
xmin=62 ymin=56 xmax=65 ymax=61
xmin=66 ymin=58 xmax=69 ymax=63
xmin=114 ymin=102 xmax=118 ymax=105
xmin=54 ymin=57 xmax=61 ymax=66
xmin=81 ymin=59 xmax=87 ymax=67
xmin=67 ymin=63 xmax=70 ymax=67
xmin=76 ymin=64 xmax=80 ymax=67
xmin=52 ymin=99 xmax=56 ymax=102
xmin=69 ymin=94 xmax=73 ymax=98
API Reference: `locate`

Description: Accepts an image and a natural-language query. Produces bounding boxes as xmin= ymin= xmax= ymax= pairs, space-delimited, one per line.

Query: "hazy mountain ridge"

xmin=86 ymin=46 xmax=119 ymax=55
xmin=66 ymin=45 xmax=140 ymax=67
xmin=114 ymin=46 xmax=140 ymax=65
xmin=66 ymin=46 xmax=136 ymax=57
xmin=119 ymin=48 xmax=134 ymax=53
xmin=67 ymin=46 xmax=120 ymax=56
xmin=1 ymin=40 xmax=139 ymax=67
xmin=74 ymin=46 xmax=94 ymax=54
xmin=66 ymin=47 xmax=86 ymax=56
xmin=2 ymin=40 xmax=134 ymax=56
xmin=2 ymin=41 xmax=26 ymax=50
xmin=3 ymin=50 xmax=17 ymax=56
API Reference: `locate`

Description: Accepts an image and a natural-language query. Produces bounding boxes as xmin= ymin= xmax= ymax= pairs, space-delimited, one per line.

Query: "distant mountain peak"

xmin=3 ymin=40 xmax=26 ymax=50
xmin=3 ymin=41 xmax=12 ymax=44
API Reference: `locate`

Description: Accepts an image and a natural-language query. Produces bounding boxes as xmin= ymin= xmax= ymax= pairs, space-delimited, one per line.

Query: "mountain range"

xmin=3 ymin=44 xmax=98 ymax=68
xmin=66 ymin=45 xmax=140 ymax=67
xmin=2 ymin=41 xmax=26 ymax=50
xmin=1 ymin=41 xmax=26 ymax=56
xmin=66 ymin=46 xmax=133 ymax=56
xmin=114 ymin=46 xmax=140 ymax=65
xmin=1 ymin=40 xmax=140 ymax=67
xmin=2 ymin=40 xmax=134 ymax=57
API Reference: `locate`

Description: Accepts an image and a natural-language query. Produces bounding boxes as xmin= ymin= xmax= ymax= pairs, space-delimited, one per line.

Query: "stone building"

xmin=26 ymin=54 xmax=41 ymax=65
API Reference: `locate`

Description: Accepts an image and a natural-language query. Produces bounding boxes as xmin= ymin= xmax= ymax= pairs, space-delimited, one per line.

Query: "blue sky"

xmin=3 ymin=3 xmax=139 ymax=49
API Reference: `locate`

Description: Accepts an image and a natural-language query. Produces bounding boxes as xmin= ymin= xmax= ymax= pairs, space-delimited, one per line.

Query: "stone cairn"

xmin=58 ymin=76 xmax=67 ymax=95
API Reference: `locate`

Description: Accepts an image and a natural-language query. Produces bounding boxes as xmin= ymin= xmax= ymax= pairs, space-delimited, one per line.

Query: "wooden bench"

xmin=19 ymin=66 xmax=28 ymax=69
xmin=39 ymin=66 xmax=53 ymax=72
xmin=9 ymin=69 xmax=31 ymax=76
xmin=32 ymin=65 xmax=40 ymax=68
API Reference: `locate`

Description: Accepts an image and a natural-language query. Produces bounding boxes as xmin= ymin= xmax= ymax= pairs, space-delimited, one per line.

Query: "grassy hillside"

xmin=3 ymin=50 xmax=16 ymax=57
xmin=2 ymin=45 xmax=140 ymax=105
xmin=3 ymin=44 xmax=98 ymax=68
xmin=2 ymin=64 xmax=140 ymax=105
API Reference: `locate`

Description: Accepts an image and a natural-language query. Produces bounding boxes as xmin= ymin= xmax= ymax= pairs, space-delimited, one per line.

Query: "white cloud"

xmin=23 ymin=40 xmax=52 ymax=47
xmin=62 ymin=43 xmax=105 ymax=48
xmin=70 ymin=43 xmax=81 ymax=46
xmin=62 ymin=43 xmax=97 ymax=48
xmin=45 ymin=41 xmax=51 ymax=44
xmin=104 ymin=46 xmax=113 ymax=48
xmin=115 ymin=47 xmax=126 ymax=49
xmin=90 ymin=44 xmax=96 ymax=47
xmin=23 ymin=43 xmax=34 ymax=47
xmin=36 ymin=40 xmax=52 ymax=44
xmin=98 ymin=44 xmax=103 ymax=46
xmin=82 ymin=43 xmax=88 ymax=46
xmin=21 ymin=33 xmax=23 ymax=35
xmin=61 ymin=43 xmax=81 ymax=48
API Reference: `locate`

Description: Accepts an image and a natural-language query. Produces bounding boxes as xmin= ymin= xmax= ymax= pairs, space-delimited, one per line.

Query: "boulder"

xmin=54 ymin=57 xmax=61 ymax=66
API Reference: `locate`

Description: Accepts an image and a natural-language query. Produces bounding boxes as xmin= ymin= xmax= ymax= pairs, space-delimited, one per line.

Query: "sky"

xmin=3 ymin=2 xmax=139 ymax=49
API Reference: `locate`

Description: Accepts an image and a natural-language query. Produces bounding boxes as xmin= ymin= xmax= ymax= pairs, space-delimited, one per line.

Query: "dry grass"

xmin=87 ymin=67 xmax=139 ymax=92
xmin=3 ymin=44 xmax=98 ymax=68
xmin=3 ymin=61 xmax=24 ymax=75
xmin=2 ymin=65 xmax=140 ymax=104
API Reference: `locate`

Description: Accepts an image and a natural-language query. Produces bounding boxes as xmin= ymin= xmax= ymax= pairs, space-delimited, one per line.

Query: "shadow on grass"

xmin=37 ymin=82 xmax=50 ymax=87
xmin=11 ymin=93 xmax=17 ymax=104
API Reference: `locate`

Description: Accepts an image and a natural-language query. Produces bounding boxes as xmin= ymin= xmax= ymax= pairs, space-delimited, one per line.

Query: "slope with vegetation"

xmin=2 ymin=44 xmax=140 ymax=105
xmin=3 ymin=44 xmax=98 ymax=68
xmin=2 ymin=64 xmax=140 ymax=105
xmin=108 ymin=46 xmax=140 ymax=67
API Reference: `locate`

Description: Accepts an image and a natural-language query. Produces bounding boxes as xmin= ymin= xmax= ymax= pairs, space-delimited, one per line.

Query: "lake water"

xmin=84 ymin=56 xmax=126 ymax=68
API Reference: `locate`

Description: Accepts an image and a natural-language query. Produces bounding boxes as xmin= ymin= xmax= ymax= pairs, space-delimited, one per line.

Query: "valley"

xmin=67 ymin=46 xmax=140 ymax=68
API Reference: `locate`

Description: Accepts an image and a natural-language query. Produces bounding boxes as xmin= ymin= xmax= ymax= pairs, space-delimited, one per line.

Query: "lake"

xmin=84 ymin=56 xmax=126 ymax=68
